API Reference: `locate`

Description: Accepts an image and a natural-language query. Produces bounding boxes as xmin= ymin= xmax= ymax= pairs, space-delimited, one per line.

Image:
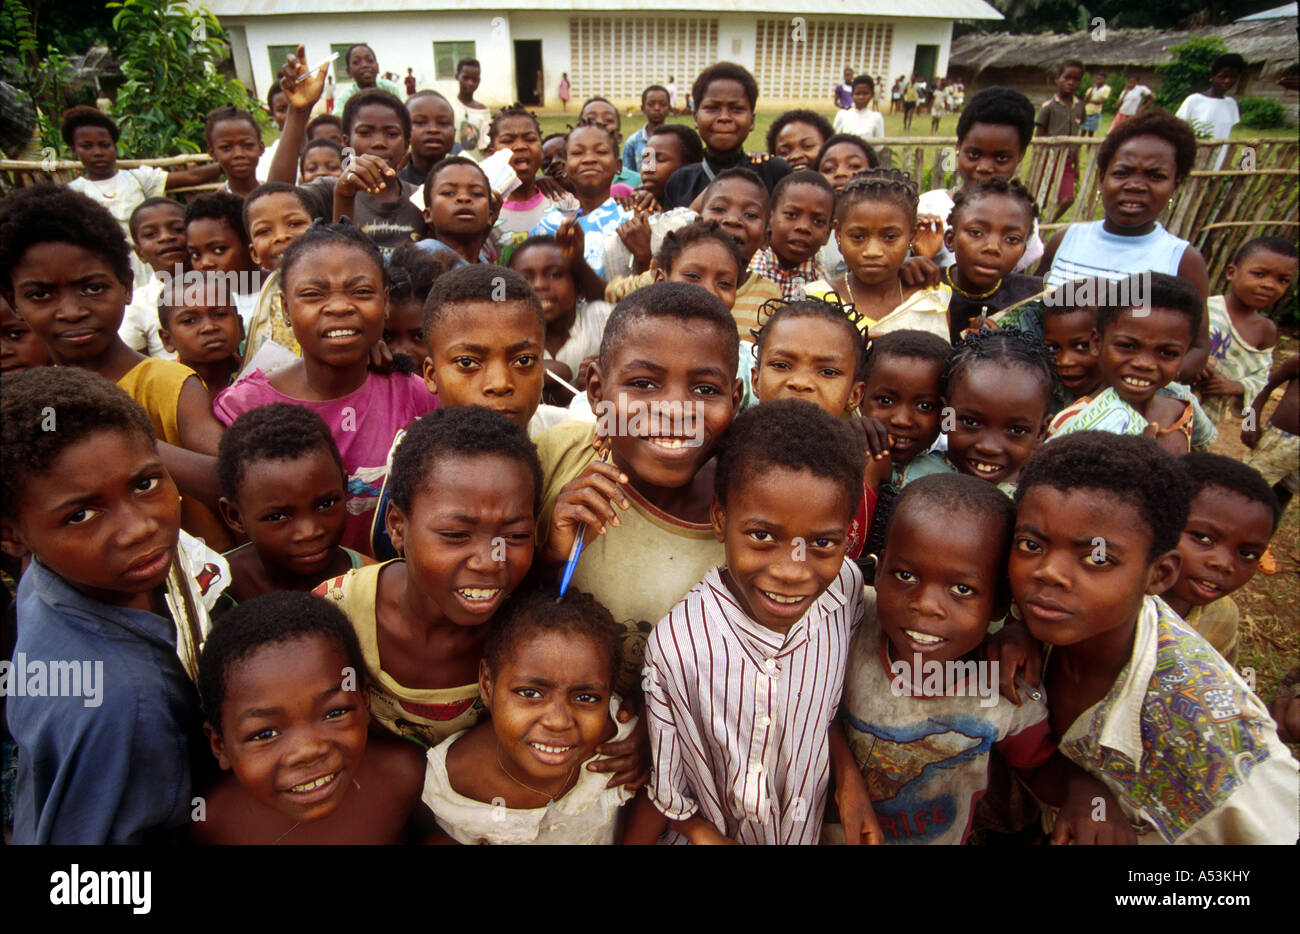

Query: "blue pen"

xmin=558 ymin=446 xmax=611 ymax=598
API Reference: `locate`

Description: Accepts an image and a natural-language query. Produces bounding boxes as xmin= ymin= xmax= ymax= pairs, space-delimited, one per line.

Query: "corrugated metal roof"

xmin=201 ymin=0 xmax=1002 ymax=19
xmin=1237 ymin=2 xmax=1297 ymax=21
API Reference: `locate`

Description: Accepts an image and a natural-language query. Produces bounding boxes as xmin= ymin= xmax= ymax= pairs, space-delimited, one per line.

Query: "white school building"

xmin=202 ymin=1 xmax=1002 ymax=110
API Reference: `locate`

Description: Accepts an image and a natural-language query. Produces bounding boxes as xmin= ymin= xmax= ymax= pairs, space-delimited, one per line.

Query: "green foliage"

xmin=1080 ymin=71 xmax=1127 ymax=116
xmin=1 ymin=0 xmax=80 ymax=157
xmin=1154 ymin=35 xmax=1226 ymax=111
xmin=1239 ymin=97 xmax=1286 ymax=130
xmin=107 ymin=0 xmax=266 ymax=157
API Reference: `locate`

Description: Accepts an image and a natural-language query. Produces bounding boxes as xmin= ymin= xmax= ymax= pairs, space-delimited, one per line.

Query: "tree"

xmin=1154 ymin=35 xmax=1228 ymax=112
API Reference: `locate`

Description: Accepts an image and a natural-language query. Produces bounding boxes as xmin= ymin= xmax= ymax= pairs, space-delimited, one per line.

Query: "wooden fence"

xmin=0 ymin=153 xmax=220 ymax=197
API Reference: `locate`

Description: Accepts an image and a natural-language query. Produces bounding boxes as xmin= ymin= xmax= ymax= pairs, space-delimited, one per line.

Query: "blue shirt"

xmin=623 ymin=126 xmax=650 ymax=173
xmin=530 ymin=197 xmax=633 ymax=280
xmin=8 ymin=558 xmax=206 ymax=844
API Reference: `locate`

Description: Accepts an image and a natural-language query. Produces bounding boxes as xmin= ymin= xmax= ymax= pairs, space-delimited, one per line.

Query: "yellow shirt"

xmin=805 ymin=280 xmax=952 ymax=342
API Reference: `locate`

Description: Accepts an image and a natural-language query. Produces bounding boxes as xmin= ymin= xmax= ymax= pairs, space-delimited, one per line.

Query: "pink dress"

xmin=558 ymin=76 xmax=571 ymax=104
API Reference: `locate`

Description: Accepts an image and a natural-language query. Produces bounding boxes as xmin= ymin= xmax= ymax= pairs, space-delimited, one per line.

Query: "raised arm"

xmin=268 ymin=45 xmax=327 ymax=185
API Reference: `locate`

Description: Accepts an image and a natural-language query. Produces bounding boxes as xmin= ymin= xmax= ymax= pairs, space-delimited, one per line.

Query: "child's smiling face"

xmin=876 ymin=504 xmax=1003 ymax=667
xmin=1167 ymin=485 xmax=1273 ymax=610
xmin=773 ymin=120 xmax=826 ymax=171
xmin=639 ymin=133 xmax=687 ymax=199
xmin=409 ymin=95 xmax=457 ymax=163
xmin=1098 ymin=306 xmax=1193 ymax=409
xmin=769 ymin=183 xmax=833 ymax=268
xmin=386 ymin=452 xmax=536 ymax=626
xmin=2 ymin=429 xmax=180 ymax=607
xmin=301 ymin=145 xmax=343 ymax=183
xmin=661 ymin=241 xmax=740 ymax=310
xmin=754 ymin=314 xmax=865 ymax=415
xmin=425 ymin=163 xmax=491 ymax=240
xmin=579 ymin=100 xmax=621 ymax=141
xmin=818 ymin=141 xmax=871 ymax=193
xmin=1101 ymin=134 xmax=1179 ymax=230
xmin=956 ymin=122 xmax=1024 ymax=185
xmin=588 ymin=317 xmax=741 ymax=493
xmin=944 ymin=361 xmax=1049 ymax=486
xmin=564 ymin=125 xmax=619 ymax=197
xmin=838 ymin=199 xmax=914 ymax=287
xmin=699 ymin=178 xmax=768 ymax=265
xmin=246 ymin=192 xmax=313 ymax=271
xmin=1041 ymin=310 xmax=1101 ymax=398
xmin=347 ymin=45 xmax=379 ymax=85
xmin=347 ymin=103 xmax=409 ymax=168
xmin=861 ymin=353 xmax=944 ymax=464
xmin=283 ymin=243 xmax=387 ymax=369
xmin=1227 ymin=249 xmax=1297 ymax=310
xmin=493 ymin=114 xmax=542 ymax=181
xmin=131 ymin=202 xmax=187 ymax=273
xmin=207 ymin=118 xmax=264 ymax=182
xmin=510 ymin=244 xmax=576 ymax=324
xmin=423 ymin=301 xmax=545 ymax=430
xmin=220 ymin=448 xmax=348 ymax=581
xmin=481 ymin=630 xmax=614 ymax=795
xmin=7 ymin=242 xmax=130 ymax=365
xmin=72 ymin=124 xmax=117 ymax=180
xmin=712 ymin=465 xmax=851 ymax=634
xmin=944 ymin=194 xmax=1031 ymax=291
xmin=694 ymin=78 xmax=754 ymax=155
xmin=160 ymin=301 xmax=242 ymax=366
xmin=208 ymin=634 xmax=368 ymax=824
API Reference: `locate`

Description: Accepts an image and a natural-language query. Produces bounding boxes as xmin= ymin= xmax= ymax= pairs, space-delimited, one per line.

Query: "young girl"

xmin=768 ymin=109 xmax=834 ymax=171
xmin=422 ymin=587 xmax=640 ymax=845
xmin=0 ymin=298 xmax=50 ymax=377
xmin=385 ymin=242 xmax=458 ymax=369
xmin=216 ymin=404 xmax=370 ymax=605
xmin=807 ymin=170 xmax=949 ymax=340
xmin=490 ymin=105 xmax=557 ymax=237
xmin=1039 ymin=286 xmax=1104 ymax=402
xmin=416 ymin=156 xmax=497 ymax=265
xmin=651 ymin=222 xmax=744 ymax=312
xmin=815 ymin=133 xmax=878 ymax=194
xmin=238 ymin=182 xmax=315 ymax=370
xmin=400 ymin=90 xmax=457 ymax=187
xmin=213 ymin=224 xmax=440 ymax=556
xmin=204 ymin=105 xmax=265 ymax=198
xmin=195 ymin=591 xmax=426 ymax=844
xmin=300 ymin=138 xmax=344 ymax=183
xmin=941 ymin=329 xmax=1057 ymax=496
xmin=578 ymin=96 xmax=641 ymax=191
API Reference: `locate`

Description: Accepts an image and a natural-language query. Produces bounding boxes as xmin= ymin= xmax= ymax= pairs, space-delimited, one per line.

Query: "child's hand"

xmin=1270 ymin=692 xmax=1300 ymax=743
xmin=590 ymin=698 xmax=650 ymax=789
xmin=670 ymin=816 xmax=738 ymax=845
xmin=1198 ymin=373 xmax=1241 ymax=397
xmin=899 ymin=254 xmax=940 ymax=289
xmin=911 ymin=215 xmax=945 ymax=259
xmin=630 ymin=187 xmax=662 ymax=215
xmin=617 ymin=214 xmax=653 ymax=270
xmin=847 ymin=415 xmax=893 ymax=490
xmin=1241 ymin=412 xmax=1263 ymax=449
xmin=835 ymin=768 xmax=884 ymax=845
xmin=544 ymin=456 xmax=631 ymax=564
xmin=339 ymin=152 xmax=397 ymax=197
xmin=555 ymin=219 xmax=586 ymax=270
xmin=1051 ymin=772 xmax=1136 ymax=845
xmin=985 ymin=617 xmax=1042 ymax=705
xmin=278 ymin=45 xmax=327 ymax=112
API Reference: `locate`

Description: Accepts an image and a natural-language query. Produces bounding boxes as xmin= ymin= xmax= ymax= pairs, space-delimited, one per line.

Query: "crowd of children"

xmin=0 ymin=45 xmax=1296 ymax=847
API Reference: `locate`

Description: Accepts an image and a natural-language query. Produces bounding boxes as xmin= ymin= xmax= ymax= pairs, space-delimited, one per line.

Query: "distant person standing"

xmin=558 ymin=72 xmax=571 ymax=111
xmin=1081 ymin=73 xmax=1110 ymax=137
xmin=902 ymin=75 xmax=918 ymax=131
xmin=1036 ymin=58 xmax=1086 ymax=218
xmin=1176 ymin=52 xmax=1244 ymax=169
xmin=451 ymin=57 xmax=491 ymax=153
xmin=334 ymin=44 xmax=402 ymax=113
xmin=1109 ymin=74 xmax=1151 ymax=132
xmin=834 ymin=67 xmax=854 ymax=109
xmin=890 ymin=76 xmax=903 ymax=114
xmin=833 ymin=75 xmax=884 ymax=139
xmin=930 ymin=78 xmax=949 ymax=134
xmin=404 ymin=67 xmax=417 ymax=97
xmin=666 ymin=75 xmax=678 ymax=113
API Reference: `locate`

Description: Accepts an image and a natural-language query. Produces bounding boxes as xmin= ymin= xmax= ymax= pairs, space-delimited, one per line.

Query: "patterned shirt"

xmin=748 ymin=246 xmax=824 ymax=301
xmin=1057 ymin=596 xmax=1298 ymax=844
xmin=530 ymin=197 xmax=633 ymax=281
xmin=1201 ymin=294 xmax=1273 ymax=422
xmin=644 ymin=561 xmax=865 ymax=845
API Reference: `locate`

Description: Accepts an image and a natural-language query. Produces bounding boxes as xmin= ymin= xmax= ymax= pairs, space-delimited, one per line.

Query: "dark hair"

xmin=422 ymin=154 xmax=490 ymax=212
xmin=1182 ymin=452 xmax=1281 ymax=531
xmin=1233 ymin=235 xmax=1299 ymax=266
xmin=243 ymin=181 xmax=317 ymax=232
xmin=692 ymin=62 xmax=759 ymax=111
xmin=507 ymin=234 xmax=574 ymax=281
xmin=128 ymin=196 xmax=184 ymax=244
xmin=1 ymin=367 xmax=154 ymax=518
xmin=60 ymin=105 xmax=118 ymax=147
xmin=579 ymin=96 xmax=620 ymax=130
xmin=388 ymin=241 xmax=457 ymax=306
xmin=714 ymin=399 xmax=865 ymax=516
xmin=851 ymin=75 xmax=875 ymax=93
xmin=1015 ymin=431 xmax=1192 ymax=560
xmin=815 ymin=133 xmax=880 ymax=176
xmin=483 ymin=586 xmax=622 ymax=685
xmin=185 ymin=191 xmax=250 ymax=247
xmin=701 ymin=166 xmax=770 ymax=210
xmin=487 ymin=103 xmax=542 ymax=148
xmin=267 ymin=82 xmax=287 ymax=110
xmin=649 ymin=123 xmax=704 ymax=165
xmin=423 ymin=262 xmax=544 ymax=337
xmin=456 ymin=57 xmax=480 ymax=74
xmin=863 ymin=328 xmax=949 ymax=383
xmin=345 ymin=43 xmax=375 ymax=68
xmin=407 ymin=89 xmax=451 ymax=109
xmin=1094 ymin=272 xmax=1202 ymax=342
xmin=306 ymin=113 xmax=344 ymax=138
xmin=217 ymin=403 xmax=345 ymax=502
xmin=0 ymin=184 xmax=132 ymax=292
xmin=642 ymin=85 xmax=670 ymax=106
xmin=834 ymin=167 xmax=918 ymax=226
xmin=753 ymin=297 xmax=869 ymax=383
xmin=279 ymin=222 xmax=385 ymax=293
xmin=300 ymin=137 xmax=344 ymax=171
xmin=599 ymin=281 xmax=739 ymax=377
xmin=948 ymin=176 xmax=1039 ymax=227
xmin=1041 ymin=277 xmax=1107 ymax=319
xmin=568 ymin=117 xmax=620 ymax=151
xmin=342 ymin=87 xmax=410 ymax=139
xmin=771 ymin=169 xmax=836 ymax=212
xmin=1058 ymin=59 xmax=1084 ymax=76
xmin=890 ymin=472 xmax=1015 ymax=573
xmin=204 ymin=105 xmax=261 ymax=144
xmin=653 ymin=221 xmax=745 ymax=279
xmin=1209 ymin=53 xmax=1245 ymax=75
xmin=1097 ymin=110 xmax=1196 ymax=181
xmin=766 ymin=109 xmax=834 ymax=156
xmin=943 ymin=328 xmax=1059 ymax=410
xmin=955 ymin=87 xmax=1035 ymax=151
xmin=387 ymin=405 xmax=543 ymax=516
xmin=198 ymin=591 xmax=366 ymax=732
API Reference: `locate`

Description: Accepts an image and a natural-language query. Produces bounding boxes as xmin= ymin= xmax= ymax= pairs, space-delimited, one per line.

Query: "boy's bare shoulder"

xmin=364 ymin=731 xmax=428 ymax=803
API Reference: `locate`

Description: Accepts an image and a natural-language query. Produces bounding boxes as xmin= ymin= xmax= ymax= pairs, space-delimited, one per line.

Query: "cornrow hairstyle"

xmin=753 ymin=296 xmax=869 ymax=383
xmin=815 ymin=133 xmax=880 ymax=177
xmin=652 ymin=220 xmax=745 ymax=280
xmin=943 ymin=328 xmax=1059 ymax=409
xmin=599 ymin=281 xmax=739 ymax=376
xmin=279 ymin=222 xmax=385 ymax=295
xmin=771 ymin=169 xmax=835 ymax=212
xmin=423 ymin=263 xmax=544 ymax=336
xmin=306 ymin=113 xmax=344 ymax=139
xmin=204 ymin=104 xmax=261 ymax=145
xmin=691 ymin=62 xmax=759 ymax=111
xmin=342 ymin=87 xmax=410 ymax=139
xmin=714 ymin=398 xmax=865 ymax=515
xmin=216 ymin=403 xmax=345 ymax=501
xmin=862 ymin=328 xmax=949 ymax=383
xmin=649 ymin=123 xmax=705 ymax=166
xmin=1182 ymin=452 xmax=1282 ymax=530
xmin=0 ymin=184 xmax=133 ymax=292
xmin=568 ymin=116 xmax=620 ymax=151
xmin=2 ymin=367 xmax=154 ymax=518
xmin=1015 ymin=431 xmax=1193 ymax=560
xmin=766 ymin=109 xmax=834 ymax=156
xmin=956 ymin=87 xmax=1035 ymax=151
xmin=1233 ymin=235 xmax=1298 ymax=266
xmin=386 ymin=405 xmax=543 ymax=517
xmin=483 ymin=586 xmax=623 ymax=685
xmin=642 ymin=85 xmax=670 ymax=106
xmin=487 ymin=103 xmax=542 ymax=148
xmin=60 ymin=104 xmax=118 ymax=147
xmin=198 ymin=591 xmax=366 ymax=732
xmin=702 ymin=166 xmax=770 ymax=209
xmin=388 ymin=241 xmax=459 ymax=306
xmin=243 ymin=181 xmax=317 ymax=232
xmin=835 ymin=167 xmax=919 ymax=227
xmin=185 ymin=191 xmax=251 ymax=247
xmin=128 ymin=196 xmax=184 ymax=244
xmin=1097 ymin=110 xmax=1196 ymax=181
xmin=948 ymin=176 xmax=1040 ymax=227
xmin=578 ymin=96 xmax=621 ymax=130
xmin=300 ymin=137 xmax=344 ymax=170
xmin=422 ymin=154 xmax=491 ymax=212
xmin=1094 ymin=271 xmax=1201 ymax=341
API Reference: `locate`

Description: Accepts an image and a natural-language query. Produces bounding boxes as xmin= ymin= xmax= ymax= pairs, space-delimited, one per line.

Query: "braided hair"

xmin=835 ymin=167 xmax=918 ymax=227
xmin=752 ymin=295 xmax=870 ymax=382
xmin=948 ymin=176 xmax=1039 ymax=227
xmin=942 ymin=327 xmax=1060 ymax=405
xmin=487 ymin=103 xmax=542 ymax=148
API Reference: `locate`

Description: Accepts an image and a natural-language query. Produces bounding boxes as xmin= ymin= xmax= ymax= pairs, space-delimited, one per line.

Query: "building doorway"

xmin=515 ymin=40 xmax=543 ymax=105
xmin=913 ymin=44 xmax=939 ymax=83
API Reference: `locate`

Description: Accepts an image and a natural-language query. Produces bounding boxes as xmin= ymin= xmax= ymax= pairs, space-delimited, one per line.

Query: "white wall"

xmin=889 ymin=18 xmax=955 ymax=84
xmin=509 ymin=12 xmax=572 ymax=107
